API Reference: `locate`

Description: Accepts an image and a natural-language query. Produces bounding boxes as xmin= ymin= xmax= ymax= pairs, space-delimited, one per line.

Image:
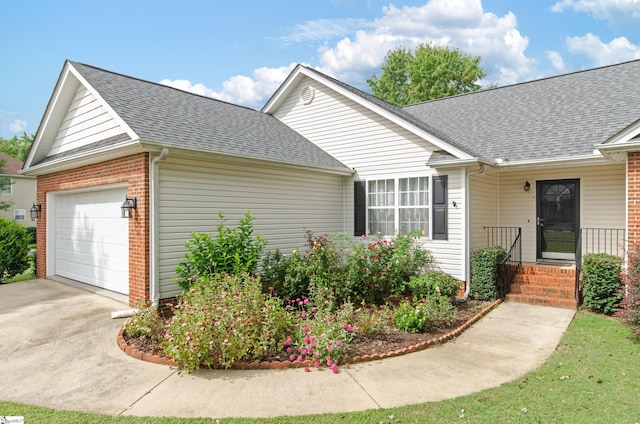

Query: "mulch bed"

xmin=120 ymin=299 xmax=498 ymax=368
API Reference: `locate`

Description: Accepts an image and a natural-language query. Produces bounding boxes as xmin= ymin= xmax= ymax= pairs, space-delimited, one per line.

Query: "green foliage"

xmin=470 ymin=246 xmax=506 ymax=301
xmin=352 ymin=303 xmax=395 ymax=337
xmin=616 ymin=248 xmax=640 ymax=340
xmin=123 ymin=303 xmax=164 ymax=339
xmin=0 ymin=133 xmax=34 ymax=161
xmin=367 ymin=42 xmax=486 ymax=106
xmin=407 ymin=270 xmax=461 ymax=303
xmin=419 ymin=294 xmax=457 ymax=328
xmin=261 ymin=231 xmax=432 ymax=305
xmin=166 ymin=273 xmax=293 ymax=372
xmin=0 ymin=217 xmax=31 ymax=282
xmin=582 ymin=253 xmax=623 ymax=315
xmin=175 ymin=211 xmax=267 ymax=290
xmin=394 ymin=300 xmax=430 ymax=333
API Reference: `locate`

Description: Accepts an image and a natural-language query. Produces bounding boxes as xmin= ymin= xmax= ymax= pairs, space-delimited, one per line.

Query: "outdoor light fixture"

xmin=524 ymin=181 xmax=531 ymax=192
xmin=120 ymin=195 xmax=137 ymax=218
xmin=30 ymin=203 xmax=42 ymax=220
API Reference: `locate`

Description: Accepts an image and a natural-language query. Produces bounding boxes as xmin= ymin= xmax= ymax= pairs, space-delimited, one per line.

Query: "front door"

xmin=537 ymin=179 xmax=580 ymax=260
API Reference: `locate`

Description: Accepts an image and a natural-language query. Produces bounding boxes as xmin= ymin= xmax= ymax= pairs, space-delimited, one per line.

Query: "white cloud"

xmin=160 ymin=64 xmax=298 ymax=109
xmin=316 ymin=0 xmax=536 ymax=86
xmin=164 ymin=0 xmax=543 ymax=107
xmin=9 ymin=119 xmax=27 ymax=133
xmin=546 ymin=50 xmax=566 ymax=72
xmin=566 ymin=33 xmax=640 ymax=65
xmin=551 ymin=0 xmax=640 ymax=23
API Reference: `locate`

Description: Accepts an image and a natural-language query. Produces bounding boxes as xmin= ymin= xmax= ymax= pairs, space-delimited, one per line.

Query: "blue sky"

xmin=1 ymin=0 xmax=639 ymax=140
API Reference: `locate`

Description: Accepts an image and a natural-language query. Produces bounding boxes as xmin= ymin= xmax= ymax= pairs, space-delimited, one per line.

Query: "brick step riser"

xmin=512 ymin=276 xmax=575 ymax=286
xmin=517 ymin=269 xmax=576 ymax=277
xmin=506 ymin=293 xmax=577 ymax=309
xmin=509 ymin=284 xmax=575 ymax=297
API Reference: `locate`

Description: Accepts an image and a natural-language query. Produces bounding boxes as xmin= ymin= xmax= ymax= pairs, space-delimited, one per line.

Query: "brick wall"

xmin=629 ymin=152 xmax=640 ymax=250
xmin=35 ymin=153 xmax=150 ymax=306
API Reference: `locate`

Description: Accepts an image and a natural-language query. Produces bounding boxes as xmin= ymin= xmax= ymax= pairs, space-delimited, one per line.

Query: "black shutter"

xmin=432 ymin=175 xmax=448 ymax=240
xmin=354 ymin=181 xmax=366 ymax=236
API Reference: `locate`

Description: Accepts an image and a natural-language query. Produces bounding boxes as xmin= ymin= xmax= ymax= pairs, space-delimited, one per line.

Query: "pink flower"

xmin=313 ymin=360 xmax=320 ymax=368
xmin=327 ymin=359 xmax=333 ymax=366
xmin=268 ymin=286 xmax=274 ymax=291
xmin=289 ymin=354 xmax=296 ymax=361
xmin=327 ymin=347 xmax=333 ymax=353
xmin=284 ymin=337 xmax=292 ymax=345
xmin=331 ymin=364 xmax=339 ymax=374
xmin=304 ymin=366 xmax=311 ymax=373
xmin=326 ymin=317 xmax=333 ymax=323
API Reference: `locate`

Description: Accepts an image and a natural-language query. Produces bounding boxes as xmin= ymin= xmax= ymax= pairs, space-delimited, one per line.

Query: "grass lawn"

xmin=1 ymin=311 xmax=638 ymax=423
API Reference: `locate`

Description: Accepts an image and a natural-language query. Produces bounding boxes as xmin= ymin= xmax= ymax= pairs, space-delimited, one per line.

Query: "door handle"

xmin=537 ymin=217 xmax=544 ymax=226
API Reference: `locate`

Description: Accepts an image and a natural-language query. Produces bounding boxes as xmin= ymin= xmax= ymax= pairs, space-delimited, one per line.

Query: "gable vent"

xmin=300 ymin=86 xmax=315 ymax=105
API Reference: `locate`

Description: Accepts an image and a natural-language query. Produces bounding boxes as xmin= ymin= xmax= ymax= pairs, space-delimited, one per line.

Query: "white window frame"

xmin=366 ymin=174 xmax=431 ymax=238
xmin=0 ymin=176 xmax=11 ymax=195
xmin=14 ymin=208 xmax=26 ymax=221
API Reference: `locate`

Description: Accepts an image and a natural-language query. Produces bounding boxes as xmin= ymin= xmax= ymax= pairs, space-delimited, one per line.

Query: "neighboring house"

xmin=1 ymin=152 xmax=36 ymax=227
xmin=22 ymin=59 xmax=640 ymax=307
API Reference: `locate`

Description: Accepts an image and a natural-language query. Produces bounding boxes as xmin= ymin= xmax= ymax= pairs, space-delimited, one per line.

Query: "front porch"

xmin=483 ymin=227 xmax=625 ymax=310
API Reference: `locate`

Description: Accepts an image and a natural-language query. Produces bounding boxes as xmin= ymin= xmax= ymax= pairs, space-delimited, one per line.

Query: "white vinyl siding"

xmin=469 ymin=171 xmax=498 ymax=252
xmin=273 ymin=77 xmax=437 ymax=175
xmin=157 ymin=156 xmax=348 ymax=299
xmin=495 ymin=162 xmax=625 ymax=262
xmin=49 ymin=85 xmax=126 ymax=156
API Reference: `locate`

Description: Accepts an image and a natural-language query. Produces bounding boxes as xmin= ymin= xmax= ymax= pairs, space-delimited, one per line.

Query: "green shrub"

xmin=408 ymin=270 xmax=461 ymax=303
xmin=616 ymin=248 xmax=640 ymax=340
xmin=0 ymin=218 xmax=31 ymax=282
xmin=25 ymin=226 xmax=36 ymax=244
xmin=175 ymin=211 xmax=267 ymax=290
xmin=123 ymin=303 xmax=164 ymax=339
xmin=165 ymin=273 xmax=292 ymax=372
xmin=582 ymin=253 xmax=623 ymax=315
xmin=352 ymin=304 xmax=395 ymax=337
xmin=470 ymin=246 xmax=506 ymax=301
xmin=395 ymin=300 xmax=430 ymax=333
xmin=419 ymin=294 xmax=457 ymax=328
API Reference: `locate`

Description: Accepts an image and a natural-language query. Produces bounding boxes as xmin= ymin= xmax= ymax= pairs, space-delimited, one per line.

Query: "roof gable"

xmin=263 ymin=65 xmax=476 ymax=162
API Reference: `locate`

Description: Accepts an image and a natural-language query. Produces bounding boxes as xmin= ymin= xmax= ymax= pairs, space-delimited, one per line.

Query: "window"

xmin=367 ymin=176 xmax=430 ymax=236
xmin=14 ymin=209 xmax=26 ymax=221
xmin=0 ymin=176 xmax=11 ymax=195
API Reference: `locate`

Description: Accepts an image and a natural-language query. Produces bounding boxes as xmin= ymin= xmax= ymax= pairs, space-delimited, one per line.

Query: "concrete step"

xmin=506 ymin=293 xmax=578 ymax=309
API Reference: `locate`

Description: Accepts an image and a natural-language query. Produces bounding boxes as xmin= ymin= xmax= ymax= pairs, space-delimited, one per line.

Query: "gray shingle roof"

xmin=403 ymin=59 xmax=640 ymax=163
xmin=70 ymin=62 xmax=350 ymax=171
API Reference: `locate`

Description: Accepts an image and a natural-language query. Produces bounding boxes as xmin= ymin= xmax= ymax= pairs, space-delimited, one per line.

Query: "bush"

xmin=165 ymin=273 xmax=292 ymax=372
xmin=123 ymin=303 xmax=164 ymax=339
xmin=420 ymin=294 xmax=457 ymax=328
xmin=470 ymin=246 xmax=506 ymax=301
xmin=407 ymin=270 xmax=461 ymax=303
xmin=175 ymin=211 xmax=267 ymax=290
xmin=395 ymin=300 xmax=430 ymax=333
xmin=616 ymin=247 xmax=640 ymax=340
xmin=0 ymin=218 xmax=31 ymax=282
xmin=582 ymin=253 xmax=623 ymax=315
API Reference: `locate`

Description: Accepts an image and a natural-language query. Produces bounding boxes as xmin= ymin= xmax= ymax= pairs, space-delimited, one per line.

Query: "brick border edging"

xmin=117 ymin=299 xmax=503 ymax=369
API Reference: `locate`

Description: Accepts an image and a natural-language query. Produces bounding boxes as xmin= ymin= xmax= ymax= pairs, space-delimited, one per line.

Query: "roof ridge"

xmin=69 ymin=60 xmax=259 ymax=112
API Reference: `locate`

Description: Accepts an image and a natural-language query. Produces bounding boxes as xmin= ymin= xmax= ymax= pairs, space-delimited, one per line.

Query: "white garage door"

xmin=55 ymin=187 xmax=129 ymax=294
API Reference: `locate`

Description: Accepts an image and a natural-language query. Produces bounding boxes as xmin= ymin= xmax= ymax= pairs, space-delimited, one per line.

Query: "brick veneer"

xmin=629 ymin=152 xmax=640 ymax=250
xmin=35 ymin=153 xmax=150 ymax=306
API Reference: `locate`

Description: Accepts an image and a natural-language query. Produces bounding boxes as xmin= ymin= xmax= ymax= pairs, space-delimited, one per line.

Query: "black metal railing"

xmin=575 ymin=228 xmax=626 ymax=305
xmin=484 ymin=227 xmax=522 ymax=298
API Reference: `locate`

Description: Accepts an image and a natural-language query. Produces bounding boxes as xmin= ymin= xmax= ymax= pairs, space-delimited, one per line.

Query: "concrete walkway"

xmin=0 ymin=279 xmax=575 ymax=419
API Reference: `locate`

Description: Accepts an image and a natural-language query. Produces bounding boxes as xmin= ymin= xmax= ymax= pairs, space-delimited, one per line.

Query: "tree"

xmin=367 ymin=43 xmax=487 ymax=106
xmin=0 ymin=133 xmax=34 ymax=161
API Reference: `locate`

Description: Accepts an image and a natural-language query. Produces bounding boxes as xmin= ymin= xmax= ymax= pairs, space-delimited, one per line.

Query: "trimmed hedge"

xmin=0 ymin=218 xmax=31 ymax=282
xmin=582 ymin=253 xmax=623 ymax=315
xmin=470 ymin=246 xmax=506 ymax=301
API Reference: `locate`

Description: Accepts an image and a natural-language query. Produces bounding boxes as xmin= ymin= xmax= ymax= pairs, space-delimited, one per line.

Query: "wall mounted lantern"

xmin=524 ymin=181 xmax=531 ymax=192
xmin=120 ymin=195 xmax=137 ymax=218
xmin=30 ymin=203 xmax=42 ymax=220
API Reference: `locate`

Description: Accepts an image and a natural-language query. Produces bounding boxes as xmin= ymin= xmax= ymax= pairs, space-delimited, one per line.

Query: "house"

xmin=1 ymin=152 xmax=37 ymax=227
xmin=22 ymin=59 xmax=640 ymax=308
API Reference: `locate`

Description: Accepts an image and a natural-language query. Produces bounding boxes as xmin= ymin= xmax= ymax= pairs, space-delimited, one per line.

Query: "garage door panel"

xmin=54 ymin=187 xmax=129 ymax=294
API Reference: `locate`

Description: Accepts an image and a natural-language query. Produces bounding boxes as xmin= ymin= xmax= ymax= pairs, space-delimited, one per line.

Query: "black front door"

xmin=537 ymin=179 xmax=580 ymax=260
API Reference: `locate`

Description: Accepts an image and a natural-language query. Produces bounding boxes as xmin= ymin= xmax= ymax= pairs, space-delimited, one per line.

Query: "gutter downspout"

xmin=461 ymin=163 xmax=485 ymax=302
xmin=150 ymin=147 xmax=169 ymax=306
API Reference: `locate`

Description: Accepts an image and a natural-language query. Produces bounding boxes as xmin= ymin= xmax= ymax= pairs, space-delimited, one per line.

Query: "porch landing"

xmin=506 ymin=262 xmax=578 ymax=309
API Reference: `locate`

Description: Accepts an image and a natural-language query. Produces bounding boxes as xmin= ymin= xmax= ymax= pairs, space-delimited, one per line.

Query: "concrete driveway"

xmin=0 ymin=279 xmax=575 ymax=419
